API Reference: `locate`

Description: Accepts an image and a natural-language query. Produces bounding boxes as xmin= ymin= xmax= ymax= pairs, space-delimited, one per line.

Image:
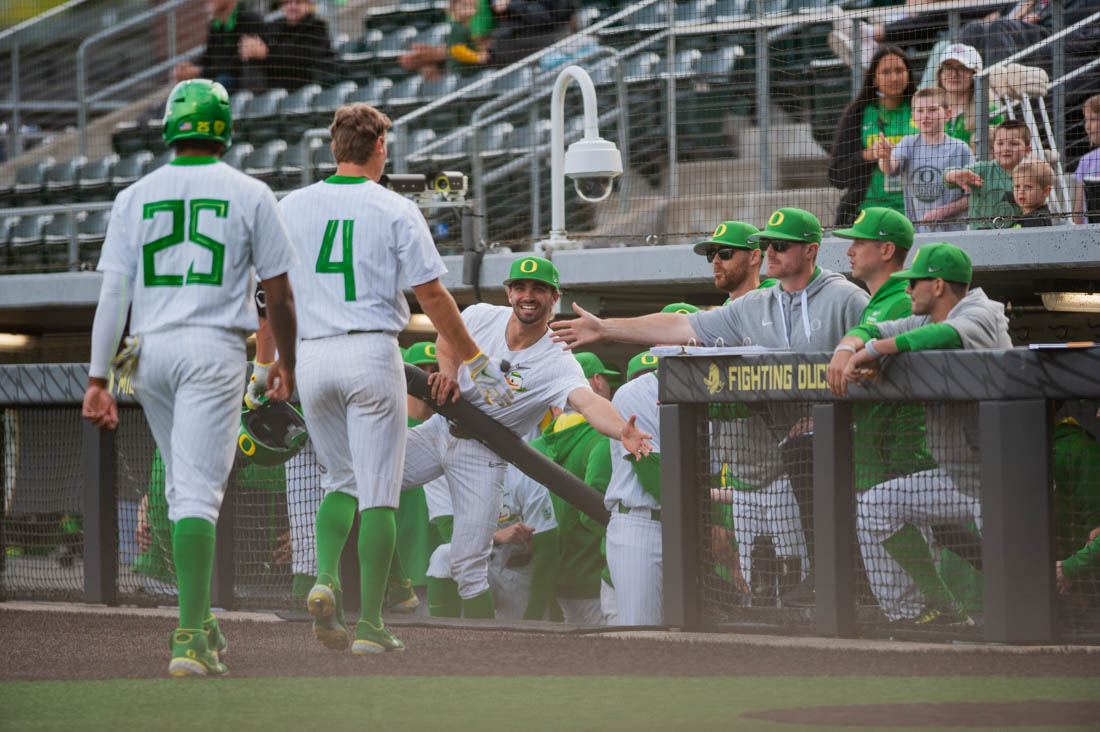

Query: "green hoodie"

xmin=533 ymin=416 xmax=611 ymax=599
xmin=1054 ymin=419 xmax=1100 ymax=583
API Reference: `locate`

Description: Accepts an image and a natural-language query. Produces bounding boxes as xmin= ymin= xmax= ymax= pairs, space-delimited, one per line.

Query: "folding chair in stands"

xmin=11 ymin=158 xmax=53 ymax=207
xmin=9 ymin=215 xmax=49 ymax=273
xmin=43 ymin=213 xmax=76 ymax=271
xmin=43 ymin=156 xmax=86 ymax=205
xmin=77 ymin=154 xmax=119 ymax=202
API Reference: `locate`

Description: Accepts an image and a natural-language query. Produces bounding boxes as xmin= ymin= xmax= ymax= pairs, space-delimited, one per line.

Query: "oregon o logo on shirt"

xmin=769 ymin=211 xmax=785 ymax=227
xmin=713 ymin=223 xmax=727 ymax=238
xmin=520 ymin=258 xmax=538 ymax=274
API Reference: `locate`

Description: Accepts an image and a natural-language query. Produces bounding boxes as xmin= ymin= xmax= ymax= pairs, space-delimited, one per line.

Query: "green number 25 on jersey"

xmin=142 ymin=199 xmax=228 ymax=287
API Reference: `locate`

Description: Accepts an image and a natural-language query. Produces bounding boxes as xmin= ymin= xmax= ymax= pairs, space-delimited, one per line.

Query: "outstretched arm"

xmin=567 ymin=386 xmax=652 ymax=459
xmin=549 ymin=303 xmax=697 ymax=350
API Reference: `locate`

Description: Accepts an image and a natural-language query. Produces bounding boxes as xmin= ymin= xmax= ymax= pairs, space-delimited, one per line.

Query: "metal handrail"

xmin=973 ymin=10 xmax=1100 ymax=79
xmin=76 ymin=0 xmax=195 ymax=156
xmin=0 ymin=0 xmax=90 ymax=44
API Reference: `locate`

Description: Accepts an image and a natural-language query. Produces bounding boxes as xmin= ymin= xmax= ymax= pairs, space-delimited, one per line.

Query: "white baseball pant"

xmin=857 ymin=468 xmax=982 ymax=620
xmin=558 ymin=597 xmax=607 ymax=625
xmin=606 ymin=508 xmax=662 ymax=626
xmin=600 ymin=579 xmax=619 ymax=625
xmin=732 ymin=478 xmax=808 ymax=586
xmin=132 ymin=327 xmax=246 ymax=525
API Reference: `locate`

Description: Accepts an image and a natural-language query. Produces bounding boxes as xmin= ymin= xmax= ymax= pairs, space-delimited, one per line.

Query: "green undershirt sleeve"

xmin=1061 ymin=539 xmax=1100 ymax=581
xmin=846 ymin=324 xmax=882 ymax=342
xmin=894 ymin=323 xmax=964 ymax=352
xmin=524 ymin=531 xmax=560 ymax=620
xmin=629 ymin=453 xmax=662 ymax=504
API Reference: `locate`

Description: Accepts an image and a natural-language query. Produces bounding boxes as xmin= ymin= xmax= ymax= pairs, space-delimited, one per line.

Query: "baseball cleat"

xmin=203 ymin=615 xmax=228 ymax=660
xmin=308 ymin=573 xmax=350 ymax=650
xmin=169 ymin=628 xmax=228 ymax=678
xmin=386 ymin=579 xmax=420 ymax=614
xmin=352 ymin=620 xmax=405 ymax=654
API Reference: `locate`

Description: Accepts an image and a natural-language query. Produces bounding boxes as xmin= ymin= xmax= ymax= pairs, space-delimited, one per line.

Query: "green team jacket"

xmin=851 ymin=277 xmax=938 ymax=491
xmin=1054 ymin=418 xmax=1100 ymax=582
xmin=532 ymin=417 xmax=611 ymax=599
xmin=398 ymin=417 xmax=441 ymax=586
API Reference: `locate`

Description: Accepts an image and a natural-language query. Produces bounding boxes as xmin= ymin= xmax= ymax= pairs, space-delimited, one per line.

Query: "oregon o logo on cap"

xmin=854 ymin=210 xmax=866 ymax=225
xmin=673 ymin=308 xmax=690 ymax=314
xmin=769 ymin=211 xmax=785 ymax=227
xmin=713 ymin=223 xmax=727 ymax=238
xmin=425 ymin=344 xmax=436 ymax=357
xmin=520 ymin=258 xmax=538 ymax=274
xmin=239 ymin=433 xmax=256 ymax=456
xmin=642 ymin=354 xmax=657 ymax=365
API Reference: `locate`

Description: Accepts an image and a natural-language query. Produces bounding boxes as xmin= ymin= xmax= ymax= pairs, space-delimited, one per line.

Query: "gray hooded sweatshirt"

xmin=872 ymin=287 xmax=1013 ymax=498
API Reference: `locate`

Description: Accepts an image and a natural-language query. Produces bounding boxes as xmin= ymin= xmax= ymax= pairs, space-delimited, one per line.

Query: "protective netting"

xmin=1 ymin=406 xmax=85 ymax=601
xmin=3 ymin=0 xmax=1098 ymax=274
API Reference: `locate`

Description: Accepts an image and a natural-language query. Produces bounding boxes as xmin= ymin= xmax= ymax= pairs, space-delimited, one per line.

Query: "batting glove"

xmin=464 ymin=351 xmax=514 ymax=406
xmin=245 ymin=360 xmax=273 ymax=410
xmin=109 ymin=335 xmax=141 ymax=395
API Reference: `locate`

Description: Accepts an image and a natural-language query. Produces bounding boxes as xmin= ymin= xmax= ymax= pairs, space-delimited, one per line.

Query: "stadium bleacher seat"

xmin=110 ymin=151 xmax=153 ymax=196
xmin=11 ymin=158 xmax=53 ymax=207
xmin=427 ymin=133 xmax=468 ymax=168
xmin=375 ymin=26 xmax=419 ymax=60
xmin=676 ymin=0 xmax=717 ymax=25
xmin=77 ymin=154 xmax=119 ymax=202
xmin=576 ymin=6 xmax=601 ymax=29
xmin=43 ymin=156 xmax=86 ymax=205
xmin=143 ymin=117 xmax=169 ymax=153
xmin=221 ymin=142 xmax=254 ymax=170
xmin=278 ymin=83 xmax=322 ymax=143
xmin=0 ymin=216 xmax=14 ymax=269
xmin=478 ymin=122 xmax=514 ymax=164
xmin=112 ymin=120 xmax=147 ymax=155
xmin=508 ymin=120 xmax=552 ymax=156
xmin=385 ymin=75 xmax=425 ymax=117
xmin=42 ymin=213 xmax=74 ymax=271
xmin=310 ymin=81 xmax=357 ymax=127
xmin=8 ymin=215 xmax=49 ymax=272
xmin=238 ymin=89 xmax=288 ymax=145
xmin=77 ymin=210 xmax=109 ymax=267
xmin=275 ymin=145 xmax=306 ymax=190
xmin=310 ymin=143 xmax=337 ymax=181
xmin=243 ymin=139 xmax=288 ymax=188
xmin=714 ymin=0 xmax=750 ymax=21
xmin=413 ymin=23 xmax=450 ymax=49
xmin=150 ymin=149 xmax=175 ymax=170
xmin=349 ymin=77 xmax=394 ymax=107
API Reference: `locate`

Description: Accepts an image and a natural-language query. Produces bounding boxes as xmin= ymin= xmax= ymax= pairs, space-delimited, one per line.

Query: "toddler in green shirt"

xmin=944 ymin=118 xmax=1031 ymax=229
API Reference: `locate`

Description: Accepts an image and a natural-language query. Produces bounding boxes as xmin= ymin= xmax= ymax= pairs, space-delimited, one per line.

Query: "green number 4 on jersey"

xmin=317 ymin=219 xmax=356 ymax=301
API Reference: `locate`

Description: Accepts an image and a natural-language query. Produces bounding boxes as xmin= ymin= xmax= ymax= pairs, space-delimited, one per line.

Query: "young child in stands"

xmin=878 ymin=87 xmax=973 ymax=232
xmin=1073 ymin=94 xmax=1100 ymax=224
xmin=1011 ymin=159 xmax=1055 ymax=227
xmin=944 ymin=118 xmax=1030 ymax=229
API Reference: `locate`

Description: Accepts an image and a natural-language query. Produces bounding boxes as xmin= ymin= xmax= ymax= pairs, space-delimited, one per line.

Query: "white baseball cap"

xmin=938 ymin=43 xmax=983 ymax=74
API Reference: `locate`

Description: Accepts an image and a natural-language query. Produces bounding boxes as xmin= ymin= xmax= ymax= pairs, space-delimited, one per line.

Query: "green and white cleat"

xmin=203 ymin=615 xmax=228 ymax=660
xmin=169 ymin=628 xmax=228 ymax=678
xmin=386 ymin=578 xmax=420 ymax=614
xmin=352 ymin=620 xmax=405 ymax=654
xmin=308 ymin=573 xmax=350 ymax=650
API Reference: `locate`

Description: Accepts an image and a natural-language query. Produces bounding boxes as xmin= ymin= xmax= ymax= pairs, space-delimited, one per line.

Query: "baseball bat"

xmin=405 ymin=363 xmax=611 ymax=526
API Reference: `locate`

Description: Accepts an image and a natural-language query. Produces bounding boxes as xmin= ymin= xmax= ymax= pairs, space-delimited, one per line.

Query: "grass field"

xmin=3 ymin=675 xmax=1099 ymax=731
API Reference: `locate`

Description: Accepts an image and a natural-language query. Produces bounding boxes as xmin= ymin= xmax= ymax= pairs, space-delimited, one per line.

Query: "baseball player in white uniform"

xmin=401 ymin=255 xmax=652 ymax=619
xmin=278 ymin=103 xmax=512 ymax=654
xmin=604 ymin=352 xmax=663 ymax=625
xmin=82 ymin=79 xmax=299 ymax=677
xmin=427 ymin=464 xmax=558 ymax=619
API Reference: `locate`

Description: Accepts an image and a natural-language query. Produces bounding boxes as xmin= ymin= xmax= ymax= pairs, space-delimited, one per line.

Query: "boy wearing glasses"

xmin=692 ymin=221 xmax=776 ymax=303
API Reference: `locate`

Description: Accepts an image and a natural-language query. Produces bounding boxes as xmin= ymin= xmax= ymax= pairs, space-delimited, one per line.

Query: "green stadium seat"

xmin=77 ymin=154 xmax=119 ymax=202
xmin=43 ymin=213 xmax=75 ymax=271
xmin=111 ymin=151 xmax=154 ymax=196
xmin=43 ymin=156 xmax=86 ymax=205
xmin=11 ymin=158 xmax=53 ymax=207
xmin=77 ymin=210 xmax=109 ymax=267
xmin=9 ymin=215 xmax=49 ymax=273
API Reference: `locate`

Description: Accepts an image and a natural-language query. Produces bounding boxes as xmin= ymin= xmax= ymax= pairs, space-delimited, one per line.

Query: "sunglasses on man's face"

xmin=706 ymin=247 xmax=741 ymax=263
xmin=760 ymin=238 xmax=802 ymax=253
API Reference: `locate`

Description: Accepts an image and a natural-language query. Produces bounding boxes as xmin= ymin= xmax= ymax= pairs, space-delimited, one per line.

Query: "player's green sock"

xmin=172 ymin=517 xmax=215 ymax=630
xmin=388 ymin=543 xmax=411 ymax=590
xmin=427 ymin=577 xmax=462 ymax=617
xmin=462 ymin=589 xmax=495 ymax=619
xmin=357 ymin=507 xmax=396 ymax=627
xmin=315 ymin=491 xmax=357 ymax=579
xmin=883 ymin=524 xmax=964 ymax=618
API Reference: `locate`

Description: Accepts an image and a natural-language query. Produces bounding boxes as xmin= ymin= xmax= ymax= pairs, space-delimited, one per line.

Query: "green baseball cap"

xmin=832 ymin=207 xmax=915 ymax=250
xmin=627 ymin=350 xmax=660 ymax=380
xmin=747 ymin=208 xmax=822 ymax=245
xmin=692 ymin=221 xmax=762 ymax=255
xmin=890 ymin=242 xmax=973 ymax=284
xmin=503 ymin=255 xmax=560 ymax=290
xmin=404 ymin=341 xmax=438 ymax=366
xmin=661 ymin=302 xmax=700 ymax=314
xmin=575 ymin=352 xmax=621 ymax=382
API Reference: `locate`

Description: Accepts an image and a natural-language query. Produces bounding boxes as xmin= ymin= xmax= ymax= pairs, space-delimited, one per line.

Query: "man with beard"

xmin=401 ymin=255 xmax=653 ymax=619
xmin=692 ymin=221 xmax=776 ymax=303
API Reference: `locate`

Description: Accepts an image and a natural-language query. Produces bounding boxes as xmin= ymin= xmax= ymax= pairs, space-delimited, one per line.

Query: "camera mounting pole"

xmin=538 ymin=65 xmax=622 ymax=256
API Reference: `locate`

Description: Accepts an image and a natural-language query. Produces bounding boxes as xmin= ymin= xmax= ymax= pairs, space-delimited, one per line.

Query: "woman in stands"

xmin=827 ymin=45 xmax=918 ymax=227
xmin=935 ymin=43 xmax=1001 ymax=149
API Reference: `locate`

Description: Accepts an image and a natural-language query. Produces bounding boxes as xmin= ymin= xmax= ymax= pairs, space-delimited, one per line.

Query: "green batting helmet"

xmin=238 ymin=401 xmax=308 ymax=466
xmin=162 ymin=79 xmax=233 ymax=147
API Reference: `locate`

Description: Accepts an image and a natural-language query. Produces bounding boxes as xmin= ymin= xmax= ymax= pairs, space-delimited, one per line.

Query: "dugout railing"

xmin=658 ymin=347 xmax=1100 ymax=645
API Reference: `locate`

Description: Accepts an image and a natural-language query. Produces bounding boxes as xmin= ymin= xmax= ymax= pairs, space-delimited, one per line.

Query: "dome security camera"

xmin=564 ymin=135 xmax=622 ymax=203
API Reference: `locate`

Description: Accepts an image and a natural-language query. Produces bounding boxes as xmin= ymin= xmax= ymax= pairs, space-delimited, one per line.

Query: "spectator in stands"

xmin=878 ymin=87 xmax=973 ymax=233
xmin=1072 ymin=95 xmax=1100 ymax=224
xmin=831 ymin=242 xmax=1012 ymax=625
xmin=828 ymin=45 xmax=919 ymax=227
xmin=1052 ymin=418 xmax=1100 ymax=601
xmin=488 ymin=0 xmax=576 ymax=67
xmin=1010 ymin=159 xmax=1055 ymax=226
xmin=930 ymin=44 xmax=1000 ymax=149
xmin=944 ymin=118 xmax=1029 ymax=229
xmin=399 ymin=0 xmax=493 ymax=80
xmin=262 ymin=0 xmax=335 ymax=90
xmin=173 ymin=0 xmax=268 ymax=93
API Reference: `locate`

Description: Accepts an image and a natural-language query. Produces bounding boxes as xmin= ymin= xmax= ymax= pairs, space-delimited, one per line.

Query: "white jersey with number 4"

xmin=456 ymin=303 xmax=587 ymax=436
xmin=278 ymin=178 xmax=447 ymax=339
xmin=97 ymin=158 xmax=297 ymax=336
